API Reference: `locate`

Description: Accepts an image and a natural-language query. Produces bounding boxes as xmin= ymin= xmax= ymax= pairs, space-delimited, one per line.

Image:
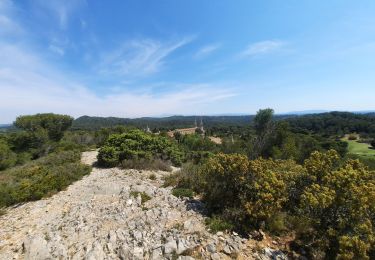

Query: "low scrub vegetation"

xmin=172 ymin=150 xmax=375 ymax=259
xmin=172 ymin=188 xmax=194 ymax=199
xmin=2 ymin=110 xmax=375 ymax=258
xmin=130 ymin=191 xmax=151 ymax=205
xmin=0 ymin=151 xmax=91 ymax=208
xmin=97 ymin=130 xmax=183 ymax=167
xmin=205 ymin=216 xmax=234 ymax=233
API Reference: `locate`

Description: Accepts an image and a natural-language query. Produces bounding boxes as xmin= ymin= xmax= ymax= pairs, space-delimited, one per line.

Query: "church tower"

xmin=199 ymin=117 xmax=205 ymax=134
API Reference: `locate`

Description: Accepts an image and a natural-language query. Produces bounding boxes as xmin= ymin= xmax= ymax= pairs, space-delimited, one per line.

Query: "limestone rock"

xmin=23 ymin=235 xmax=51 ymax=260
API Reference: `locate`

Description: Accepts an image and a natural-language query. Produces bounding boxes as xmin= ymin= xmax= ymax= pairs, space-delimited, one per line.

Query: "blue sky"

xmin=1 ymin=0 xmax=375 ymax=122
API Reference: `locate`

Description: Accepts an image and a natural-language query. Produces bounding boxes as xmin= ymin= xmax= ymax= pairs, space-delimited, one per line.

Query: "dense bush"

xmin=162 ymin=163 xmax=203 ymax=193
xmin=9 ymin=130 xmax=49 ymax=158
xmin=97 ymin=130 xmax=184 ymax=167
xmin=296 ymin=151 xmax=375 ymax=259
xmin=0 ymin=140 xmax=17 ymax=170
xmin=0 ymin=150 xmax=91 ymax=208
xmin=187 ymin=150 xmax=375 ymax=259
xmin=15 ymin=113 xmax=73 ymax=141
xmin=201 ymin=153 xmax=302 ymax=231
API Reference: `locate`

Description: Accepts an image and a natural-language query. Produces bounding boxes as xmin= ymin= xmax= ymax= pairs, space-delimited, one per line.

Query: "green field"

xmin=344 ymin=139 xmax=375 ymax=158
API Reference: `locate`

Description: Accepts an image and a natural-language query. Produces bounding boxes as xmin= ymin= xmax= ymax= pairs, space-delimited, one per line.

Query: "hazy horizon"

xmin=1 ymin=0 xmax=375 ymax=123
xmin=2 ymin=109 xmax=375 ymax=125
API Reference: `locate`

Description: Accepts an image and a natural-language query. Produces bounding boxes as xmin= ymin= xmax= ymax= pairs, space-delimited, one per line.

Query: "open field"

xmin=342 ymin=136 xmax=375 ymax=158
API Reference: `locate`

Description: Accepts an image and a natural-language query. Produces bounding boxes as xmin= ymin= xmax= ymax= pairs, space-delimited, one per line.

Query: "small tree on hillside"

xmin=251 ymin=108 xmax=275 ymax=158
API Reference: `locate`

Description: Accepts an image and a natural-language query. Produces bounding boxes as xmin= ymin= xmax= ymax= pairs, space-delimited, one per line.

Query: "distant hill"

xmin=72 ymin=115 xmax=256 ymax=130
xmin=73 ymin=112 xmax=375 ymax=132
xmin=286 ymin=111 xmax=375 ymax=135
xmin=73 ymin=114 xmax=301 ymax=130
xmin=0 ymin=124 xmax=12 ymax=132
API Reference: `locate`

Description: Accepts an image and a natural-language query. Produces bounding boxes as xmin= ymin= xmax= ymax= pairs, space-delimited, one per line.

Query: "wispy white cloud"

xmin=0 ymin=1 xmax=238 ymax=123
xmin=49 ymin=44 xmax=65 ymax=56
xmin=34 ymin=0 xmax=86 ymax=29
xmin=0 ymin=40 xmax=236 ymax=122
xmin=99 ymin=37 xmax=194 ymax=77
xmin=241 ymin=40 xmax=285 ymax=57
xmin=194 ymin=44 xmax=221 ymax=59
xmin=0 ymin=0 xmax=22 ymax=35
xmin=48 ymin=36 xmax=71 ymax=56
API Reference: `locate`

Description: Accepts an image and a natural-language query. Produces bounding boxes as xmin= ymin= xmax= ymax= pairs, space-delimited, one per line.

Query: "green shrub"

xmin=162 ymin=163 xmax=204 ymax=192
xmin=0 ymin=150 xmax=91 ymax=208
xmin=162 ymin=173 xmax=180 ymax=187
xmin=148 ymin=173 xmax=156 ymax=180
xmin=297 ymin=152 xmax=375 ymax=259
xmin=97 ymin=146 xmax=119 ymax=167
xmin=15 ymin=152 xmax=32 ymax=165
xmin=191 ymin=150 xmax=375 ymax=258
xmin=130 ymin=191 xmax=151 ymax=204
xmin=266 ymin=212 xmax=289 ymax=235
xmin=201 ymin=153 xmax=293 ymax=228
xmin=97 ymin=130 xmax=184 ymax=167
xmin=205 ymin=216 xmax=234 ymax=233
xmin=172 ymin=188 xmax=194 ymax=199
xmin=0 ymin=140 xmax=17 ymax=170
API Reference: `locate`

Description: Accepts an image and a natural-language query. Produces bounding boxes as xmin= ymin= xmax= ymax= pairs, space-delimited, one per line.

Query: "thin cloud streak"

xmin=0 ymin=40 xmax=236 ymax=122
xmin=194 ymin=44 xmax=221 ymax=59
xmin=99 ymin=37 xmax=194 ymax=77
xmin=0 ymin=0 xmax=22 ymax=35
xmin=34 ymin=0 xmax=87 ymax=29
xmin=241 ymin=40 xmax=285 ymax=57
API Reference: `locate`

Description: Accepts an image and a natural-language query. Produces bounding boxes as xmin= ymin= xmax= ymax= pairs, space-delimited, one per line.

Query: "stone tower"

xmin=199 ymin=117 xmax=205 ymax=134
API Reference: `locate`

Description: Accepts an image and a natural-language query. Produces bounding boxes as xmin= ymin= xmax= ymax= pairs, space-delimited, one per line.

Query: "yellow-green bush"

xmin=201 ymin=153 xmax=302 ymax=230
xmin=0 ymin=140 xmax=17 ymax=170
xmin=297 ymin=151 xmax=375 ymax=258
xmin=0 ymin=150 xmax=91 ymax=208
xmin=196 ymin=150 xmax=375 ymax=258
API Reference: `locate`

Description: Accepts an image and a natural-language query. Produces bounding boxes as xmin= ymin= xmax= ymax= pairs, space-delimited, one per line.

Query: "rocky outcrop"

xmin=0 ymin=151 xmax=289 ymax=260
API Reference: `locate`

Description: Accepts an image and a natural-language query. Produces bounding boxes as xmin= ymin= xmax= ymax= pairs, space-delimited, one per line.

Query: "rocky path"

xmin=0 ymin=151 xmax=287 ymax=260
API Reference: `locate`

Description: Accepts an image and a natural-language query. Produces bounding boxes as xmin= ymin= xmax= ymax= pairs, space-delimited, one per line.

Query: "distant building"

xmin=167 ymin=118 xmax=204 ymax=137
xmin=199 ymin=117 xmax=205 ymax=134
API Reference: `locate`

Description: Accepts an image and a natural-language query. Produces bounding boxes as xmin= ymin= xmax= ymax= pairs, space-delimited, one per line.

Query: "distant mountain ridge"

xmin=72 ymin=111 xmax=375 ymax=132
